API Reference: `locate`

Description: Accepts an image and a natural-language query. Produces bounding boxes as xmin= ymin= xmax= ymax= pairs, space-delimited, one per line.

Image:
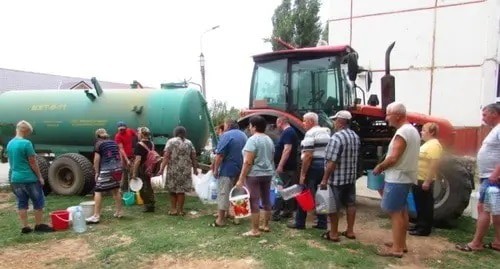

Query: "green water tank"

xmin=0 ymin=88 xmax=210 ymax=155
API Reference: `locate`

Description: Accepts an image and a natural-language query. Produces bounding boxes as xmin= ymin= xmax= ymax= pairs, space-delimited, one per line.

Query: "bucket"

xmin=50 ymin=210 xmax=70 ymax=231
xmin=296 ymin=189 xmax=315 ymax=211
xmin=407 ymin=191 xmax=417 ymax=218
xmin=367 ymin=169 xmax=385 ymax=191
xmin=123 ymin=191 xmax=136 ymax=206
xmin=229 ymin=187 xmax=251 ymax=219
xmin=136 ymin=192 xmax=144 ymax=205
xmin=79 ymin=201 xmax=95 ymax=219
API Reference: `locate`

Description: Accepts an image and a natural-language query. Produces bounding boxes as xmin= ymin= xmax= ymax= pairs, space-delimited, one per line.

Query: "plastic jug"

xmin=484 ymin=185 xmax=499 ymax=213
xmin=280 ymin=184 xmax=303 ymax=200
xmin=273 ymin=176 xmax=284 ymax=198
xmin=315 ymin=185 xmax=336 ymax=214
xmin=72 ymin=207 xmax=87 ymax=233
xmin=208 ymin=176 xmax=218 ymax=204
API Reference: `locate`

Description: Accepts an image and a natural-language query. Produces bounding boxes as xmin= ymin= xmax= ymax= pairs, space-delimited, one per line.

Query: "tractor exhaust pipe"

xmin=381 ymin=42 xmax=396 ymax=112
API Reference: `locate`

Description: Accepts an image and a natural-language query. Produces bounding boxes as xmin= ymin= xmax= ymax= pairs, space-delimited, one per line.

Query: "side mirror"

xmin=347 ymin=52 xmax=359 ymax=82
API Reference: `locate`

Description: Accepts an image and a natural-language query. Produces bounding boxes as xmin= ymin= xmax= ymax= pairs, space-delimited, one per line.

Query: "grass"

xmin=0 ymin=191 xmax=499 ymax=269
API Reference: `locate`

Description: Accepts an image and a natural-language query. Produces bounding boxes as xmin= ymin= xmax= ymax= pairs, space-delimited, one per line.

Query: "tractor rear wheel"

xmin=48 ymin=153 xmax=95 ymax=196
xmin=35 ymin=155 xmax=51 ymax=196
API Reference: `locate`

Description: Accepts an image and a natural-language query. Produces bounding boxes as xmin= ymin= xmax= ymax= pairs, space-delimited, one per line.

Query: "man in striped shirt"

xmin=320 ymin=110 xmax=360 ymax=242
xmin=288 ymin=112 xmax=331 ymax=229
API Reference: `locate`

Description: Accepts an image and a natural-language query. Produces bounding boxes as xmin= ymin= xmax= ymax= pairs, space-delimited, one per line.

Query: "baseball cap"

xmin=329 ymin=110 xmax=352 ymax=120
xmin=116 ymin=121 xmax=127 ymax=128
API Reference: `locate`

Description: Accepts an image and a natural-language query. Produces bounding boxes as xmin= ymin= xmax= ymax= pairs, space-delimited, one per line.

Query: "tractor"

xmin=238 ymin=41 xmax=474 ymax=227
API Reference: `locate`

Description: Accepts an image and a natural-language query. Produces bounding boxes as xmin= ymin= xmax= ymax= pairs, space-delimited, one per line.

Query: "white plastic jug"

xmin=315 ymin=185 xmax=336 ymax=214
xmin=208 ymin=176 xmax=218 ymax=204
xmin=72 ymin=207 xmax=87 ymax=233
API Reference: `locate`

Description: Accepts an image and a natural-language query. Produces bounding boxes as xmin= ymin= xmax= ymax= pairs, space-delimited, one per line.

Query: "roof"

xmin=252 ymin=45 xmax=354 ymax=63
xmin=0 ymin=68 xmax=134 ymax=91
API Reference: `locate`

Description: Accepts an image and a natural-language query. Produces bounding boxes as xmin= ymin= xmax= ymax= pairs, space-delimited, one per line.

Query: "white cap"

xmin=329 ymin=110 xmax=352 ymax=120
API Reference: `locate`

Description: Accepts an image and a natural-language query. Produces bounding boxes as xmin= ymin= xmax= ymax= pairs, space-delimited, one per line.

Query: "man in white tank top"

xmin=457 ymin=103 xmax=500 ymax=252
xmin=373 ymin=102 xmax=420 ymax=258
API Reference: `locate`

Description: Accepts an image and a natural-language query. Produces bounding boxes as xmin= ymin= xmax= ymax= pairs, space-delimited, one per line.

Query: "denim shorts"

xmin=331 ymin=183 xmax=356 ymax=209
xmin=381 ymin=182 xmax=412 ymax=213
xmin=11 ymin=182 xmax=45 ymax=210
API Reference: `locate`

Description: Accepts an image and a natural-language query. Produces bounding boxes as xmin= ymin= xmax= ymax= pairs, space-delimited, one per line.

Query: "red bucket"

xmin=296 ymin=189 xmax=315 ymax=211
xmin=50 ymin=210 xmax=70 ymax=231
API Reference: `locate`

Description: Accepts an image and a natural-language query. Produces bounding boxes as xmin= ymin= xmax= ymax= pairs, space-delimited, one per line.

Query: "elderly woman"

xmin=131 ymin=127 xmax=156 ymax=213
xmin=7 ymin=120 xmax=53 ymax=233
xmin=159 ymin=126 xmax=199 ymax=216
xmin=236 ymin=115 xmax=275 ymax=237
xmin=86 ymin=128 xmax=123 ymax=224
xmin=409 ymin=122 xmax=442 ymax=236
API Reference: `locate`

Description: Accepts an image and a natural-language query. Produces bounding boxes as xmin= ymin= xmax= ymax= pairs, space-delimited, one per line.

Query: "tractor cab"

xmin=248 ymin=45 xmax=370 ymax=128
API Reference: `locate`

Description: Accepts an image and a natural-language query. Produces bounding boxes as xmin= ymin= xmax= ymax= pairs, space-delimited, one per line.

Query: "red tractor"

xmin=238 ymin=42 xmax=474 ymax=227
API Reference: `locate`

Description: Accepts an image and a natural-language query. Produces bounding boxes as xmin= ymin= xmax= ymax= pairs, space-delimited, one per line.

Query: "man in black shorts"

xmin=320 ymin=111 xmax=360 ymax=242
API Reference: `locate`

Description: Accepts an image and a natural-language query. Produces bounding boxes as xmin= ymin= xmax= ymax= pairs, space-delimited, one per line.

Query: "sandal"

xmin=259 ymin=226 xmax=271 ymax=232
xmin=321 ymin=231 xmax=340 ymax=242
xmin=455 ymin=243 xmax=482 ymax=252
xmin=341 ymin=231 xmax=356 ymax=240
xmin=209 ymin=220 xmax=225 ymax=228
xmin=483 ymin=243 xmax=500 ymax=252
xmin=242 ymin=231 xmax=261 ymax=237
xmin=376 ymin=249 xmax=404 ymax=258
xmin=167 ymin=211 xmax=178 ymax=216
xmin=178 ymin=212 xmax=186 ymax=216
xmin=384 ymin=242 xmax=408 ymax=253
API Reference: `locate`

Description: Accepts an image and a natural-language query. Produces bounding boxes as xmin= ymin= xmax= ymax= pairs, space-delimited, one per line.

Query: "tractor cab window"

xmin=250 ymin=59 xmax=287 ymax=110
xmin=290 ymin=56 xmax=342 ymax=116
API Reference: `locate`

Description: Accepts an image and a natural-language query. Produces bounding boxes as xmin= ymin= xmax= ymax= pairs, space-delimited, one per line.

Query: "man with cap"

xmin=114 ymin=121 xmax=137 ymax=192
xmin=320 ymin=110 xmax=360 ymax=242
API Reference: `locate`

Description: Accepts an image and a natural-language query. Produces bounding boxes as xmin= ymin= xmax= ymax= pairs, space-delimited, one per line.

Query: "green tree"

xmin=208 ymin=100 xmax=240 ymax=127
xmin=321 ymin=22 xmax=329 ymax=42
xmin=269 ymin=0 xmax=323 ymax=50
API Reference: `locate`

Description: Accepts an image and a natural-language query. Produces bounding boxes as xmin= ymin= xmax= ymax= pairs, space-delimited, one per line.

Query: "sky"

xmin=0 ymin=0 xmax=330 ymax=109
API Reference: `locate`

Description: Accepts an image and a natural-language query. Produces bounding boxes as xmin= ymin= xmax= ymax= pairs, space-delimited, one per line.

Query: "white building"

xmin=327 ymin=0 xmax=499 ymax=127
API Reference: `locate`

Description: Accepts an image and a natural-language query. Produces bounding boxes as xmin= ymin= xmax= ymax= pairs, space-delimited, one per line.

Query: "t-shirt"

xmin=477 ymin=124 xmax=500 ymax=178
xmin=94 ymin=139 xmax=122 ymax=172
xmin=274 ymin=126 xmax=299 ymax=171
xmin=6 ymin=137 xmax=38 ymax=183
xmin=215 ymin=129 xmax=248 ymax=177
xmin=301 ymin=126 xmax=331 ymax=169
xmin=115 ymin=128 xmax=137 ymax=158
xmin=417 ymin=138 xmax=443 ymax=181
xmin=243 ymin=134 xmax=275 ymax=177
xmin=385 ymin=123 xmax=421 ymax=184
xmin=134 ymin=140 xmax=154 ymax=166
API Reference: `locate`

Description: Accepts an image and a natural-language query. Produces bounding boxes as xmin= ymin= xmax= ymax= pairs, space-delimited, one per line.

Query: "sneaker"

xmin=34 ymin=224 xmax=54 ymax=233
xmin=86 ymin=215 xmax=100 ymax=224
xmin=21 ymin=226 xmax=33 ymax=234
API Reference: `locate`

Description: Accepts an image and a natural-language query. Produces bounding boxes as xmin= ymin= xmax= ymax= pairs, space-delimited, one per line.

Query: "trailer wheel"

xmin=35 ymin=155 xmax=51 ymax=196
xmin=48 ymin=154 xmax=94 ymax=196
xmin=433 ymin=157 xmax=474 ymax=228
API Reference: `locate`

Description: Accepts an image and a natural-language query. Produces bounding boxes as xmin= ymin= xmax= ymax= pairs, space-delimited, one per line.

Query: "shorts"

xmin=381 ymin=182 xmax=412 ymax=213
xmin=12 ymin=182 xmax=45 ymax=210
xmin=331 ymin=183 xmax=356 ymax=209
xmin=217 ymin=176 xmax=235 ymax=211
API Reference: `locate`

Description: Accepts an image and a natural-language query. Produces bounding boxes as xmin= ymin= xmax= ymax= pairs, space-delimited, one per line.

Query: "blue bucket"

xmin=407 ymin=191 xmax=417 ymax=217
xmin=367 ymin=169 xmax=385 ymax=190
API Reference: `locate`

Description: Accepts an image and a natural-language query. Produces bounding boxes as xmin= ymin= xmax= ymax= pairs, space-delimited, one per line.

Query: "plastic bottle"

xmin=72 ymin=207 xmax=87 ymax=233
xmin=209 ymin=177 xmax=218 ymax=201
xmin=273 ymin=177 xmax=284 ymax=198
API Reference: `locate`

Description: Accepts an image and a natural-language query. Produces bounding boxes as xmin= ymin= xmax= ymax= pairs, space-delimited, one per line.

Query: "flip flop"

xmin=209 ymin=220 xmax=225 ymax=228
xmin=167 ymin=211 xmax=178 ymax=216
xmin=384 ymin=242 xmax=408 ymax=253
xmin=483 ymin=243 xmax=500 ymax=252
xmin=259 ymin=226 xmax=271 ymax=232
xmin=455 ymin=243 xmax=482 ymax=252
xmin=376 ymin=249 xmax=404 ymax=258
xmin=321 ymin=231 xmax=340 ymax=242
xmin=341 ymin=231 xmax=356 ymax=240
xmin=242 ymin=231 xmax=261 ymax=237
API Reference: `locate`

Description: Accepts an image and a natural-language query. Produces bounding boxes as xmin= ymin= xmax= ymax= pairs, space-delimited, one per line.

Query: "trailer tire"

xmin=48 ymin=154 xmax=94 ymax=196
xmin=433 ymin=157 xmax=473 ymax=228
xmin=35 ymin=155 xmax=51 ymax=196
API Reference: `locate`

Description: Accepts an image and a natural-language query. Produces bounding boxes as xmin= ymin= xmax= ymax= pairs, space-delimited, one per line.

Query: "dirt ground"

xmin=0 ymin=195 xmax=456 ymax=269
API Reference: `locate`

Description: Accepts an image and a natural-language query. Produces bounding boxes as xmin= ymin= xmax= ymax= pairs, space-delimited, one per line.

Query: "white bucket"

xmin=229 ymin=187 xmax=251 ymax=219
xmin=151 ymin=175 xmax=165 ymax=189
xmin=79 ymin=201 xmax=95 ymax=219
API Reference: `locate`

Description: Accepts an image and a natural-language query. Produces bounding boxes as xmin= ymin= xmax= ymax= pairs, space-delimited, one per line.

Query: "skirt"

xmin=95 ymin=169 xmax=121 ymax=192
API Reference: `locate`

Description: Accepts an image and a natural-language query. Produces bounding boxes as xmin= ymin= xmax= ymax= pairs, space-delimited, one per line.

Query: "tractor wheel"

xmin=35 ymin=155 xmax=51 ymax=196
xmin=48 ymin=154 xmax=94 ymax=196
xmin=433 ymin=156 xmax=474 ymax=228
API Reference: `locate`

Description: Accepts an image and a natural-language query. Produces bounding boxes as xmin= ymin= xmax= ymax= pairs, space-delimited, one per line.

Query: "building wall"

xmin=327 ymin=0 xmax=499 ymax=127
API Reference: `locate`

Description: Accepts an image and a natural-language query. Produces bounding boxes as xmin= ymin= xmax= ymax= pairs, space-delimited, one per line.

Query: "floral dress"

xmin=164 ymin=137 xmax=196 ymax=193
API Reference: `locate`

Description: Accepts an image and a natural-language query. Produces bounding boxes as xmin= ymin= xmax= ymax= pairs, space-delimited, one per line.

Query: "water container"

xmin=280 ymin=184 xmax=303 ymax=200
xmin=72 ymin=207 xmax=87 ymax=233
xmin=208 ymin=176 xmax=218 ymax=203
xmin=273 ymin=177 xmax=284 ymax=198
xmin=296 ymin=189 xmax=315 ymax=211
xmin=484 ymin=185 xmax=500 ymax=214
xmin=315 ymin=185 xmax=336 ymax=214
xmin=407 ymin=191 xmax=417 ymax=218
xmin=367 ymin=169 xmax=385 ymax=191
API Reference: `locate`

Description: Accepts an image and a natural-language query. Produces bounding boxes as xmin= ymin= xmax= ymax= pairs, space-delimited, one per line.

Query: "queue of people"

xmin=5 ymin=102 xmax=499 ymax=257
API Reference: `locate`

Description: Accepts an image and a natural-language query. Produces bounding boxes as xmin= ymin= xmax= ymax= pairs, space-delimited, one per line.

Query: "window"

xmin=251 ymin=59 xmax=287 ymax=110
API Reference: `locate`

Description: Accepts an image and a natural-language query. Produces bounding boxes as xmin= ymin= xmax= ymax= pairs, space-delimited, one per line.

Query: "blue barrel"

xmin=367 ymin=169 xmax=385 ymax=190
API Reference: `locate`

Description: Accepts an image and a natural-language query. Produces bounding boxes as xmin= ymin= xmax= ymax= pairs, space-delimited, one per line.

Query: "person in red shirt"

xmin=114 ymin=121 xmax=137 ymax=191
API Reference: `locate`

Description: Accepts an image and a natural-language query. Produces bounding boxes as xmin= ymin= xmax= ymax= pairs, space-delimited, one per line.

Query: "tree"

xmin=321 ymin=22 xmax=329 ymax=43
xmin=269 ymin=0 xmax=323 ymax=50
xmin=208 ymin=100 xmax=240 ymax=127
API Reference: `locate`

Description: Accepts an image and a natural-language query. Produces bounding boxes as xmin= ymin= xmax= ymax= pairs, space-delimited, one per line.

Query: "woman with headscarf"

xmin=131 ymin=127 xmax=156 ymax=213
xmin=159 ymin=126 xmax=199 ymax=216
